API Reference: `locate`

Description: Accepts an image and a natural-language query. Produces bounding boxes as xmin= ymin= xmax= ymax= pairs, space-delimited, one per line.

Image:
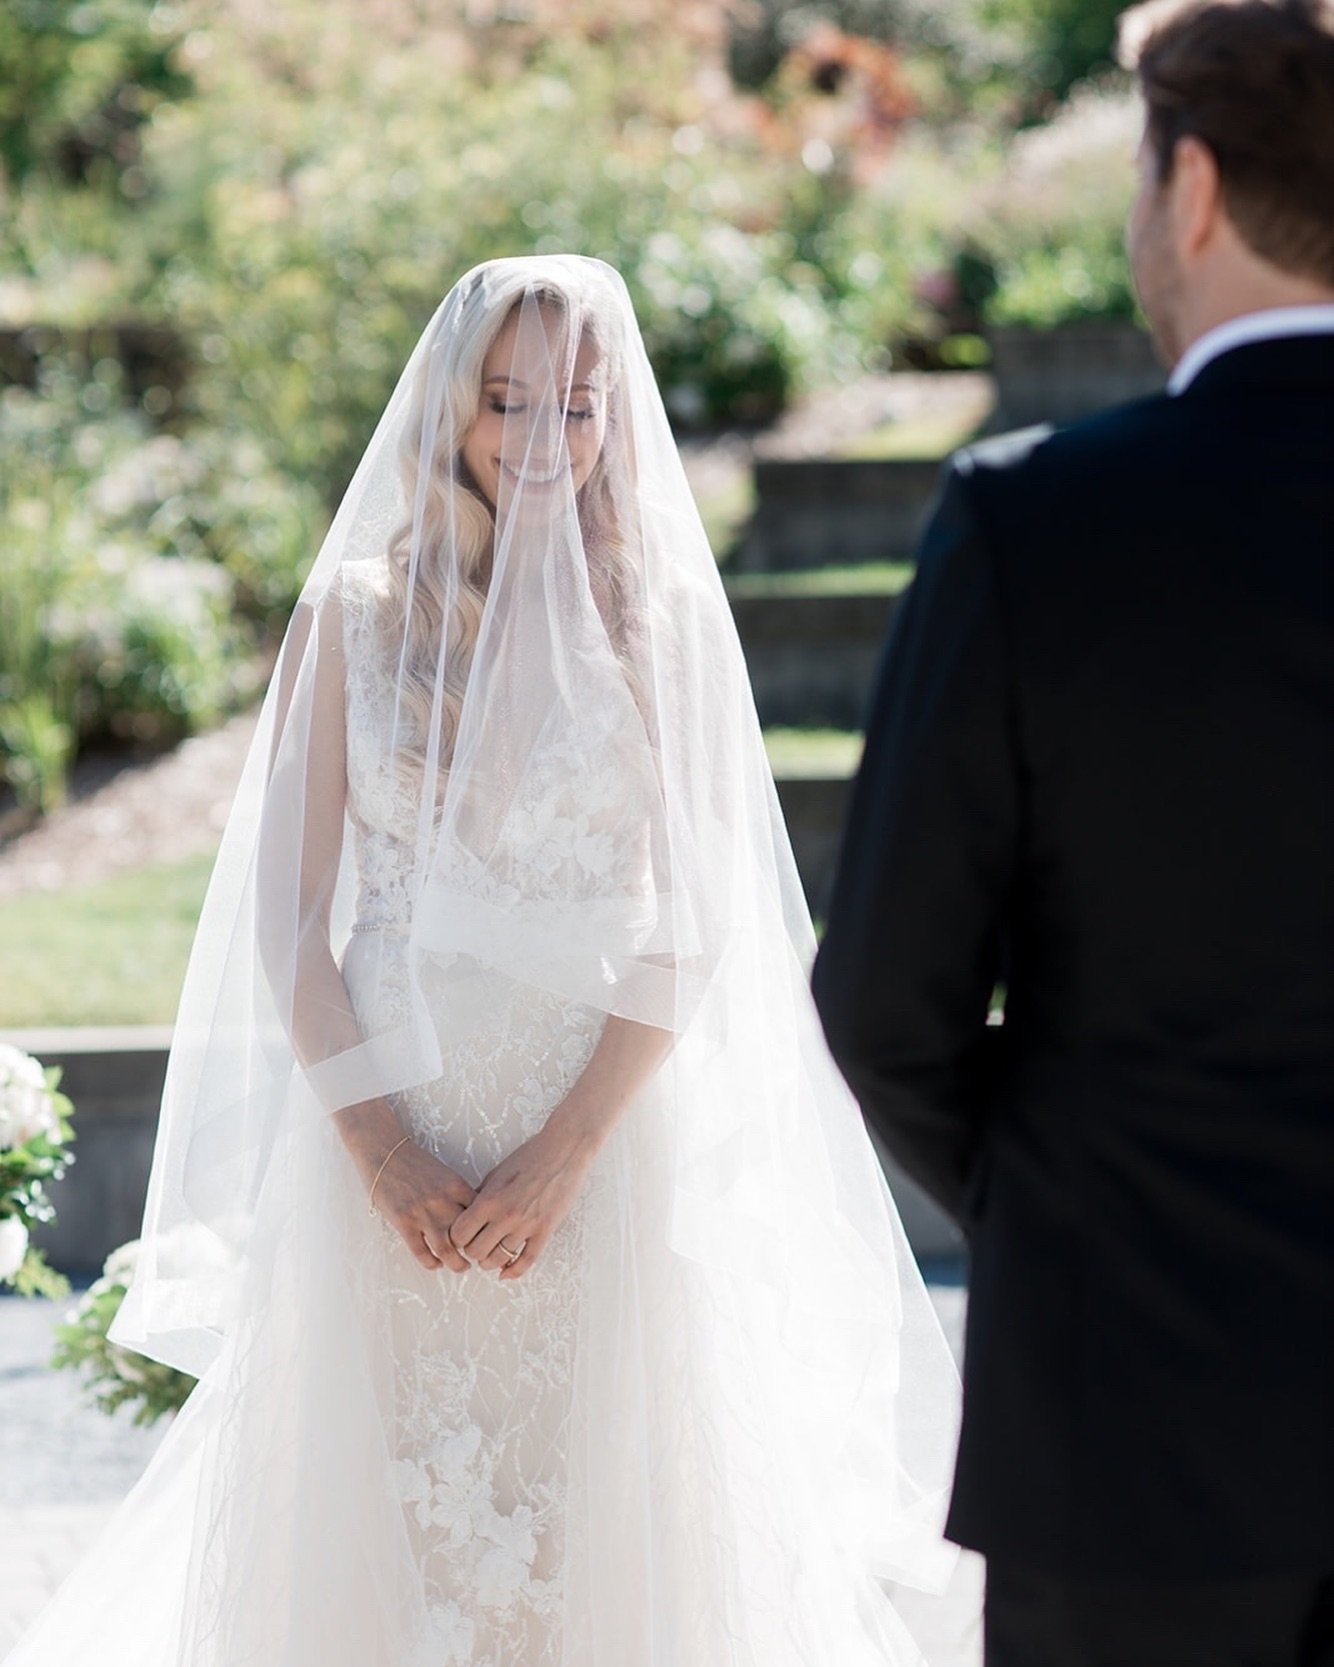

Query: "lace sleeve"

xmin=254 ymin=579 xmax=368 ymax=1085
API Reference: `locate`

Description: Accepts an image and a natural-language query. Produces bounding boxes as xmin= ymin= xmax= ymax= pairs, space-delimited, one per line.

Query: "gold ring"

xmin=499 ymin=1238 xmax=524 ymax=1263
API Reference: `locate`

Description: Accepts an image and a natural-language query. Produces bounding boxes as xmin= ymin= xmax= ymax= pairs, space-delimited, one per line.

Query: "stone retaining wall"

xmin=731 ymin=590 xmax=900 ymax=729
xmin=735 ymin=458 xmax=943 ymax=572
xmin=2 ymin=1024 xmax=960 ymax=1268
xmin=989 ymin=321 xmax=1163 ymax=430
xmin=7 ymin=1028 xmax=169 ymax=1275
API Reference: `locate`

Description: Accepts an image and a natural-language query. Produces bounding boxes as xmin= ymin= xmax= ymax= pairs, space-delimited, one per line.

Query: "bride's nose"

xmin=516 ymin=402 xmax=566 ymax=467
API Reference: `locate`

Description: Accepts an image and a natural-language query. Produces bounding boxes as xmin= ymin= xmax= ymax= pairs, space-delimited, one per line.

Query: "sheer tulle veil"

xmin=80 ymin=254 xmax=981 ymax=1663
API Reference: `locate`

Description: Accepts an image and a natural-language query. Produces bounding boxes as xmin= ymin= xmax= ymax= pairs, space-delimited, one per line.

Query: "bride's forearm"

xmin=541 ymin=1014 xmax=673 ymax=1161
xmin=283 ymin=940 xmax=406 ymax=1175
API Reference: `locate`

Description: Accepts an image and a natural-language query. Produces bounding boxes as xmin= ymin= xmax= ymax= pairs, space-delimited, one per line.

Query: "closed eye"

xmin=487 ymin=398 xmax=596 ymax=422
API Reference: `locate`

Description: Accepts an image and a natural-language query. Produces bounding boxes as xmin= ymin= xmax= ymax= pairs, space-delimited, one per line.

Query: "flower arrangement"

xmin=52 ymin=1238 xmax=198 ymax=1427
xmin=0 ymin=1043 xmax=76 ymax=1297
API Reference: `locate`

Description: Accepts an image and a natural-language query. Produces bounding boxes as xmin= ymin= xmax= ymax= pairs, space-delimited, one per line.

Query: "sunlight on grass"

xmin=0 ymin=853 xmax=216 ymax=1028
xmin=836 ymin=408 xmax=986 ymax=462
xmin=726 ymin=561 xmax=914 ymax=599
xmin=764 ymin=728 xmax=863 ymax=778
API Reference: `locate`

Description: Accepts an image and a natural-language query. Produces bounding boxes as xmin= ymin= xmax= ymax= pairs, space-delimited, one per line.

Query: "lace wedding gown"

xmin=9 ymin=255 xmax=979 ymax=1666
xmin=6 ymin=557 xmax=975 ymax=1667
xmin=339 ymin=558 xmax=618 ymax=1666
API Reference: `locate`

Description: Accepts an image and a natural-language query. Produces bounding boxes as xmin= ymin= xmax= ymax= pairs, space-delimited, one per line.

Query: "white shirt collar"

xmin=1168 ymin=304 xmax=1334 ymax=395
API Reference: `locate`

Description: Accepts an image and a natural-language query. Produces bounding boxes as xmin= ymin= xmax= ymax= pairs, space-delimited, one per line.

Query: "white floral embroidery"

xmin=339 ymin=560 xmax=627 ymax=1665
xmin=410 ymin=1598 xmax=478 ymax=1667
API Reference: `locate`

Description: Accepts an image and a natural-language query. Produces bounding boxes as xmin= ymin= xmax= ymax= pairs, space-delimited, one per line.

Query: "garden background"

xmin=0 ymin=0 xmax=1144 ymax=1030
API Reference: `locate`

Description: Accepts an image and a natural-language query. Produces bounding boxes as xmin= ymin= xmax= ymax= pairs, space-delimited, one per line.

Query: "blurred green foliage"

xmin=961 ymin=84 xmax=1141 ymax=329
xmin=0 ymin=370 xmax=306 ymax=808
xmin=0 ymin=0 xmax=191 ymax=188
xmin=980 ymin=0 xmax=1127 ymax=109
xmin=0 ymin=0 xmax=1145 ymax=813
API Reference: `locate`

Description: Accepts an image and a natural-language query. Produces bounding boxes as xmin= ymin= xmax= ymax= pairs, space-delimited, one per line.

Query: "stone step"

xmin=989 ymin=321 xmax=1162 ymax=430
xmin=734 ymin=457 xmax=943 ymax=573
xmin=729 ymin=587 xmax=903 ymax=729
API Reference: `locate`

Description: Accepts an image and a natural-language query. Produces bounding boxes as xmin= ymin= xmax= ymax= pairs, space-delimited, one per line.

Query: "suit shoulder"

xmin=951 ymin=392 xmax=1178 ymax=494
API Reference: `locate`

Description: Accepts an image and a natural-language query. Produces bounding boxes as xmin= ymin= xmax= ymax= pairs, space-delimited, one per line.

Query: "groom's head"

xmin=1120 ymin=0 xmax=1334 ymax=366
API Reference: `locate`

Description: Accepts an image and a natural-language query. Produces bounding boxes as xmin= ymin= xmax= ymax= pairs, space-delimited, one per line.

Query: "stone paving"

xmin=0 ymin=1289 xmax=166 ymax=1657
xmin=0 ymin=1269 xmax=967 ymax=1657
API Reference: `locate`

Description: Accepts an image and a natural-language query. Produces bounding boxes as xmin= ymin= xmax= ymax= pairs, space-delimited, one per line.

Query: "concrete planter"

xmin=1 ymin=1004 xmax=960 ymax=1267
xmin=988 ymin=320 xmax=1163 ymax=429
xmin=735 ymin=457 xmax=944 ymax=573
xmin=1 ymin=1027 xmax=169 ymax=1276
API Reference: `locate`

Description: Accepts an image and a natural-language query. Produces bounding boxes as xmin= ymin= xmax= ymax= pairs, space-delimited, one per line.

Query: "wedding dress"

xmin=5 ymin=256 xmax=980 ymax=1666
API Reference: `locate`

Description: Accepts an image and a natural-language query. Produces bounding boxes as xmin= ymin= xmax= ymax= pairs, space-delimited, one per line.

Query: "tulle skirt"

xmin=5 ymin=956 xmax=981 ymax=1666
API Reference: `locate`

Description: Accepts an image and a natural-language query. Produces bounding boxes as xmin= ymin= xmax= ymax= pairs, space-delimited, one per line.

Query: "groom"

xmin=812 ymin=0 xmax=1334 ymax=1661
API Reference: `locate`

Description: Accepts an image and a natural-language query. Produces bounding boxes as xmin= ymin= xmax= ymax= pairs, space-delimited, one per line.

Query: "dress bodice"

xmin=338 ymin=559 xmax=658 ymax=940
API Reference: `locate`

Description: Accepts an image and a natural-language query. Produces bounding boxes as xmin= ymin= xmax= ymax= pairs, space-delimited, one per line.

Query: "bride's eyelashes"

xmin=486 ymin=396 xmax=597 ymax=422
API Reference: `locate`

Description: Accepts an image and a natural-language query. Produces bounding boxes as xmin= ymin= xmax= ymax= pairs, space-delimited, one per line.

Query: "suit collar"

xmin=1169 ymin=305 xmax=1334 ymax=394
xmin=1175 ymin=331 xmax=1334 ymax=398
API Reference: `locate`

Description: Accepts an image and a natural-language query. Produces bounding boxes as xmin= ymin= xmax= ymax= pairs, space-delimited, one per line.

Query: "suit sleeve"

xmin=811 ymin=459 xmax=1019 ymax=1225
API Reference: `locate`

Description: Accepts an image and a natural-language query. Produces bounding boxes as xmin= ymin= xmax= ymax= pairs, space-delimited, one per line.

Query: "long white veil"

xmin=87 ymin=255 xmax=978 ymax=1664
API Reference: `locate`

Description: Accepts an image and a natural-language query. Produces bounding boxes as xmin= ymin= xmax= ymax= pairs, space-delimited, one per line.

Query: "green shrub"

xmin=0 ymin=0 xmax=192 ymax=190
xmin=962 ymin=84 xmax=1141 ymax=329
xmin=52 ymin=1240 xmax=197 ymax=1426
xmin=979 ymin=0 xmax=1126 ymax=108
xmin=0 ymin=375 xmax=303 ymax=805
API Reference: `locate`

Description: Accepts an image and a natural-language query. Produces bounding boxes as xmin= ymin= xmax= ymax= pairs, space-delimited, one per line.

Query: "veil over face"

xmin=108 ymin=255 xmax=975 ymax=1659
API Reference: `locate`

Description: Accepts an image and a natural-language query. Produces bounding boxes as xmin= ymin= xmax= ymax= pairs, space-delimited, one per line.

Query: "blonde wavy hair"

xmin=382 ymin=265 xmax=646 ymax=774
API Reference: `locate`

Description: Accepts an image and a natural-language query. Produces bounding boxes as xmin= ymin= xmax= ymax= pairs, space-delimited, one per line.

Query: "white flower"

xmin=0 ymin=1044 xmax=61 ymax=1150
xmin=478 ymin=1501 xmax=537 ymax=1564
xmin=411 ymin=1599 xmax=475 ymax=1667
xmin=101 ymin=1239 xmax=141 ymax=1287
xmin=475 ymin=1543 xmax=532 ymax=1611
xmin=107 ymin=1343 xmax=150 ymax=1386
xmin=391 ymin=1457 xmax=433 ymax=1509
xmin=0 ymin=1217 xmax=30 ymax=1282
xmin=395 ymin=1426 xmax=492 ymax=1544
xmin=425 ymin=1423 xmax=483 ymax=1479
xmin=474 ymin=1503 xmax=539 ymax=1609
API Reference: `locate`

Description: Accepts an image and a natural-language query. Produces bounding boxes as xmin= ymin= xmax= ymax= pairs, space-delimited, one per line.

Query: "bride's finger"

xmin=498 ymin=1230 xmax=544 ymax=1280
xmin=467 ymin=1221 xmax=516 ymax=1269
xmin=422 ymin=1230 xmax=469 ymax=1274
xmin=447 ymin=1200 xmax=485 ymax=1254
xmin=405 ymin=1228 xmax=442 ymax=1271
xmin=479 ymin=1232 xmax=526 ymax=1273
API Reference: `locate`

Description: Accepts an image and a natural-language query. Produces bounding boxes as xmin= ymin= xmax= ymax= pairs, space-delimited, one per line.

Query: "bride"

xmin=9 ymin=256 xmax=979 ymax=1665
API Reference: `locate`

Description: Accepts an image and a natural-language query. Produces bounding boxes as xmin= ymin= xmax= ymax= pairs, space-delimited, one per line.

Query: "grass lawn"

xmin=0 ymin=852 xmax=215 ymax=1028
xmin=725 ymin=561 xmax=915 ymax=599
xmin=764 ymin=728 xmax=863 ymax=778
xmin=0 ymin=725 xmax=864 ymax=1029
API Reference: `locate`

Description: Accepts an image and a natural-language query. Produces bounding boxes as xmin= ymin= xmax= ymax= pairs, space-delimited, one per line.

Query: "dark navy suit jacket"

xmin=813 ymin=335 xmax=1334 ymax=1577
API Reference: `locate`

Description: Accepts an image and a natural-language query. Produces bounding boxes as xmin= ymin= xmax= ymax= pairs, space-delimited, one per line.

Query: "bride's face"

xmin=461 ymin=303 xmax=607 ymax=513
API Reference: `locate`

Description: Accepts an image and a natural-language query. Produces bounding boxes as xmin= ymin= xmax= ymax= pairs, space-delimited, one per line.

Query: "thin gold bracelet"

xmin=368 ymin=1134 xmax=411 ymax=1217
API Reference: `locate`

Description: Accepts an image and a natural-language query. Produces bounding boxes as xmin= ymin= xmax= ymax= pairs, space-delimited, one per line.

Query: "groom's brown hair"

xmin=1120 ymin=0 xmax=1334 ymax=286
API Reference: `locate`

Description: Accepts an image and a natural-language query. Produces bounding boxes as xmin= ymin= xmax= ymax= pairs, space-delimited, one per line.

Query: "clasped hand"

xmin=374 ymin=1125 xmax=590 ymax=1281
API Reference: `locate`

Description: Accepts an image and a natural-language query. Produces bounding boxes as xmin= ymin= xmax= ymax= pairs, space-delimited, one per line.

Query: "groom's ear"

xmin=1168 ymin=134 xmax=1225 ymax=264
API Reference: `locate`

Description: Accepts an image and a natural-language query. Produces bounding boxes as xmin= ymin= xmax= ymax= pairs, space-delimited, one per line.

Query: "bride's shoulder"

xmin=327 ymin=559 xmax=396 ymax=642
xmin=333 ymin=557 xmax=393 ymax=608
